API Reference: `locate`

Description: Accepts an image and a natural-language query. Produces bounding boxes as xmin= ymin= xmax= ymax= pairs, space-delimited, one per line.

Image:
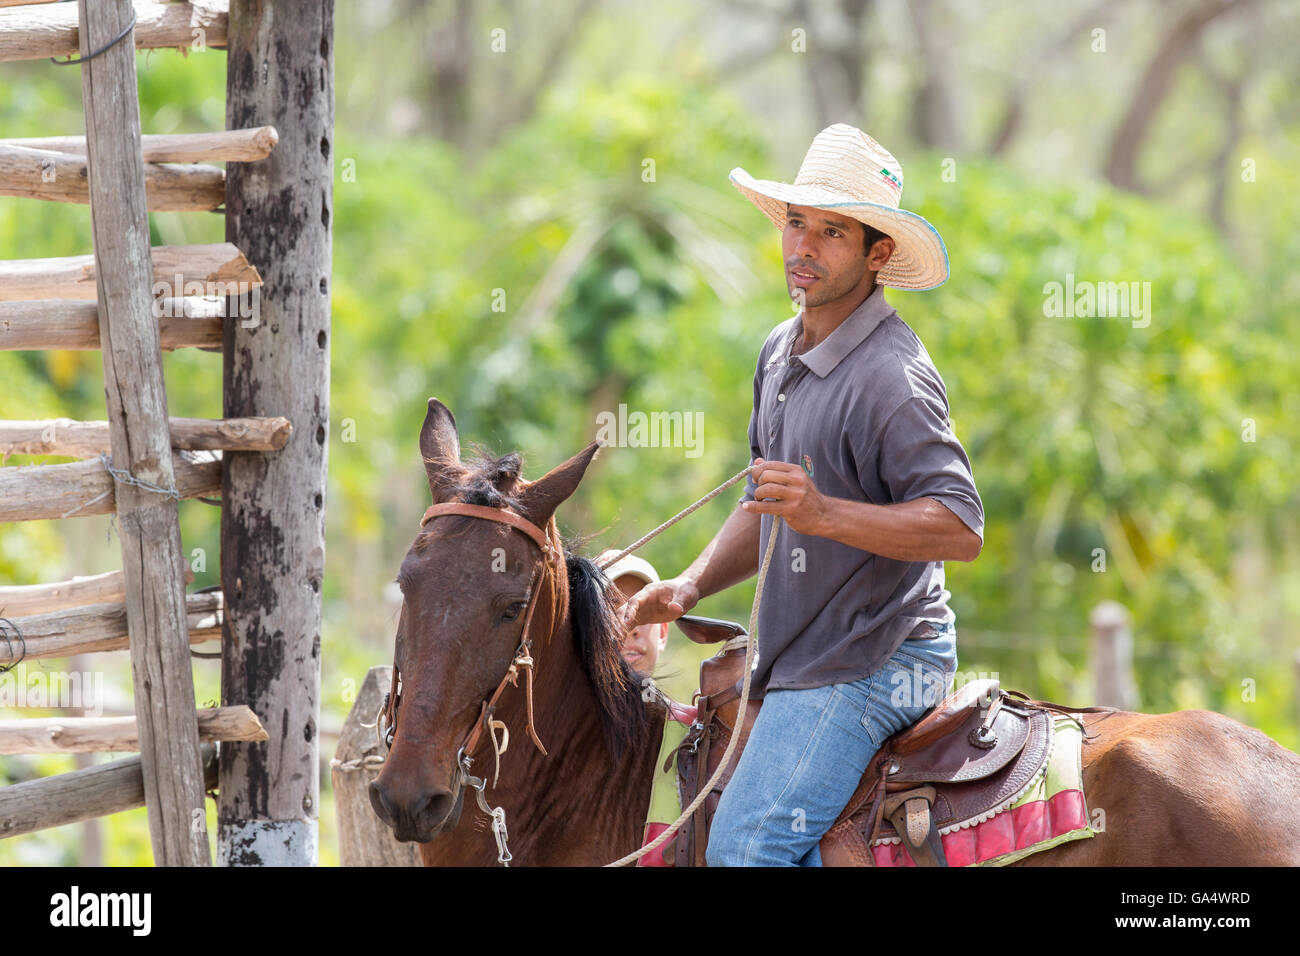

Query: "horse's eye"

xmin=501 ymin=601 xmax=529 ymax=623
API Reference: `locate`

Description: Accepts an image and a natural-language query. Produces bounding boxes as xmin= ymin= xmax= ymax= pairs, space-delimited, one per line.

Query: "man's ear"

xmin=867 ymin=236 xmax=895 ymax=272
xmin=657 ymin=622 xmax=669 ymax=648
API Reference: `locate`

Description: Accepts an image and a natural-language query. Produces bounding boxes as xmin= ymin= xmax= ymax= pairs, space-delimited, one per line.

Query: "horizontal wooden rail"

xmin=0 ymin=298 xmax=224 ymax=351
xmin=0 ymin=451 xmax=220 ymax=522
xmin=0 ymin=743 xmax=217 ymax=839
xmin=0 ymin=416 xmax=291 ymax=459
xmin=0 ymin=590 xmax=221 ymax=664
xmin=0 ymin=243 xmax=261 ymax=302
xmin=0 ymin=706 xmax=265 ymax=754
xmin=0 ymin=1 xmax=228 ymax=62
xmin=0 ymin=567 xmax=195 ymax=617
xmin=0 ymin=145 xmax=224 ymax=211
xmin=0 ymin=570 xmax=124 ymax=617
xmin=0 ymin=126 xmax=277 ymax=163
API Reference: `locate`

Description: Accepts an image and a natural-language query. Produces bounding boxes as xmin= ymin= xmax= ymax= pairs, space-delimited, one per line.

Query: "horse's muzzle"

xmin=369 ymin=778 xmax=464 ymax=843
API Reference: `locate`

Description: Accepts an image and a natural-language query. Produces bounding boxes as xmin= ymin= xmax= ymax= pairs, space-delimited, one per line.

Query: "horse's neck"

xmin=429 ymin=615 xmax=666 ymax=866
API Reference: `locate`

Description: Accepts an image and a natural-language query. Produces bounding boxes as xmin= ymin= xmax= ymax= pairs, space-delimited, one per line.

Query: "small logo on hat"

xmin=879 ymin=167 xmax=902 ymax=191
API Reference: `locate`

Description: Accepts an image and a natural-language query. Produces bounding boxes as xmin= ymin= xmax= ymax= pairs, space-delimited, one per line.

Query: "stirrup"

xmin=883 ymin=786 xmax=948 ymax=867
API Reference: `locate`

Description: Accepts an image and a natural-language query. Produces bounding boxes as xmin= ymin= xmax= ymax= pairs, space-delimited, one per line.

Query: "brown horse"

xmin=369 ymin=399 xmax=665 ymax=865
xmin=372 ymin=398 xmax=1300 ymax=865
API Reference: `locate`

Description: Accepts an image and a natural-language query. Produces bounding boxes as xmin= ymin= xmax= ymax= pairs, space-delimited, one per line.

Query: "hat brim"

xmin=595 ymin=550 xmax=659 ymax=586
xmin=729 ymin=168 xmax=949 ymax=292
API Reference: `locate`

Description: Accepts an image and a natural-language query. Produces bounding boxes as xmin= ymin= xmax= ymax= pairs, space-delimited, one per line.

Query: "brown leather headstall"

xmin=382 ymin=502 xmax=557 ymax=792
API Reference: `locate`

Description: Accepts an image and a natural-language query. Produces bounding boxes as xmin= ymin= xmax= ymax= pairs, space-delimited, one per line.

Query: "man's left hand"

xmin=741 ymin=457 xmax=830 ymax=536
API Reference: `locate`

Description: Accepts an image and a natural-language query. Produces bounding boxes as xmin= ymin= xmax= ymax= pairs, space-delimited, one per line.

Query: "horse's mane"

xmin=444 ymin=448 xmax=647 ymax=759
xmin=564 ymin=551 xmax=648 ymax=760
xmin=440 ymin=446 xmax=523 ymax=509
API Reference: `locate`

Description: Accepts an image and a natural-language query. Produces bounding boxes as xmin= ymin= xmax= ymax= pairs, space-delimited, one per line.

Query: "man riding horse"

xmin=621 ymin=124 xmax=985 ymax=866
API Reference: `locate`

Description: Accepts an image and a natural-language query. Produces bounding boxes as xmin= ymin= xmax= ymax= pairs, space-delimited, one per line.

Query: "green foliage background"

xmin=1 ymin=4 xmax=1297 ymax=864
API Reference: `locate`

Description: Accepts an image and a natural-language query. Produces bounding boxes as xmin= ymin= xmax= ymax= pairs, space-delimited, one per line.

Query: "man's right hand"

xmin=618 ymin=576 xmax=700 ymax=630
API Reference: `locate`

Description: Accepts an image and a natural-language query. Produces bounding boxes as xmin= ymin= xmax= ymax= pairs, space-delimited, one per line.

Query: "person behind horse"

xmin=620 ymin=125 xmax=985 ymax=866
xmin=598 ymin=550 xmax=688 ymax=858
xmin=598 ymin=550 xmax=670 ymax=675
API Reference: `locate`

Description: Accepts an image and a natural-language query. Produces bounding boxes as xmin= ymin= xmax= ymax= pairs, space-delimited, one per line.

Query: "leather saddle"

xmin=669 ymin=615 xmax=1055 ymax=867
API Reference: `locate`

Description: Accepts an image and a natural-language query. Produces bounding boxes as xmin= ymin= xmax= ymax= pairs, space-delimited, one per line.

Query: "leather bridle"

xmin=379 ymin=501 xmax=559 ymax=864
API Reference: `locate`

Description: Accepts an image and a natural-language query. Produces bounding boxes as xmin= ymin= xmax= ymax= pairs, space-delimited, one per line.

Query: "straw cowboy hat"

xmin=730 ymin=124 xmax=949 ymax=291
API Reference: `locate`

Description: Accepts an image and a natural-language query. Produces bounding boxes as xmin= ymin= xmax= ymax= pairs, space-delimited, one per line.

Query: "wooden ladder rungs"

xmin=0 ymin=243 xmax=261 ymax=302
xmin=0 ymin=1 xmax=228 ymax=63
xmin=0 ymin=568 xmax=199 ymax=618
xmin=0 ymin=416 xmax=292 ymax=459
xmin=0 ymin=590 xmax=222 ymax=664
xmin=0 ymin=451 xmax=222 ymax=523
xmin=0 ymin=126 xmax=278 ymax=163
xmin=0 ymin=706 xmax=266 ymax=755
xmin=0 ymin=298 xmax=225 ymax=351
xmin=0 ymin=743 xmax=218 ymax=839
xmin=0 ymin=144 xmax=225 ymax=211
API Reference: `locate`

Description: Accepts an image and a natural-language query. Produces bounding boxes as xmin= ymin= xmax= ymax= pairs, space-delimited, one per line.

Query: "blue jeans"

xmin=705 ymin=621 xmax=958 ymax=867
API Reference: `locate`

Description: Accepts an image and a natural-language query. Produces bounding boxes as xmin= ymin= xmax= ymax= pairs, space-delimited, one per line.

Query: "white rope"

xmin=329 ymin=754 xmax=386 ymax=773
xmin=596 ymin=468 xmax=751 ymax=572
xmin=604 ymin=514 xmax=782 ymax=867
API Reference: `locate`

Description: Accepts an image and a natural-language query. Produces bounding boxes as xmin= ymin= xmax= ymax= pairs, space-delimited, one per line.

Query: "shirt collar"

xmin=790 ymin=285 xmax=894 ymax=379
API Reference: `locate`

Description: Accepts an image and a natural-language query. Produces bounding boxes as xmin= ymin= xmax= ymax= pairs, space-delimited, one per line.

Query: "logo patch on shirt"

xmin=801 ymin=454 xmax=814 ymax=478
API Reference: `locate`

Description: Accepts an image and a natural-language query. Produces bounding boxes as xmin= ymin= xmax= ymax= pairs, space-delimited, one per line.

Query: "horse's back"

xmin=1018 ymin=708 xmax=1300 ymax=866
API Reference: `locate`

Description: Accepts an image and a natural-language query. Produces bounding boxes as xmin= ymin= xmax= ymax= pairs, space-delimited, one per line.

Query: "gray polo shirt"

xmin=740 ymin=285 xmax=983 ymax=697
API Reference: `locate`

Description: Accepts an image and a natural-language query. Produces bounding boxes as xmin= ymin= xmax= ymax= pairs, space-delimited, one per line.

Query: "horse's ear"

xmin=516 ymin=440 xmax=602 ymax=527
xmin=420 ymin=398 xmax=461 ymax=502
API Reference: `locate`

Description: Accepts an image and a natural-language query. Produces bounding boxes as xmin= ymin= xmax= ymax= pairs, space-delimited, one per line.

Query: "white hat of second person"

xmin=595 ymin=550 xmax=660 ymax=587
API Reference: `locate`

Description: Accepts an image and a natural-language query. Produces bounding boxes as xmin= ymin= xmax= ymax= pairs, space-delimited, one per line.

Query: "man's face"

xmin=782 ymin=204 xmax=889 ymax=309
xmin=614 ymin=576 xmax=668 ymax=674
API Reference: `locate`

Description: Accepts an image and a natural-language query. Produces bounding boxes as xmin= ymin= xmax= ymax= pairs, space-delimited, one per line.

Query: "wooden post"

xmin=331 ymin=667 xmax=421 ymax=867
xmin=218 ymin=0 xmax=333 ymax=866
xmin=1090 ymin=601 xmax=1139 ymax=710
xmin=77 ymin=0 xmax=210 ymax=866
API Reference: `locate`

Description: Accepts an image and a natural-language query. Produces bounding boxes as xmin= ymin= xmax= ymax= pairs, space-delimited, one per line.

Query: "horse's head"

xmin=369 ymin=398 xmax=601 ymax=843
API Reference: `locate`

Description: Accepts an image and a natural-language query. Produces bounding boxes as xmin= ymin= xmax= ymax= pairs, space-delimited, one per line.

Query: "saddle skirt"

xmin=667 ymin=616 xmax=1082 ymax=867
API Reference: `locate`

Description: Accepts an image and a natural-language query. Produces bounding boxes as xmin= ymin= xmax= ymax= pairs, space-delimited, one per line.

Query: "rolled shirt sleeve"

xmin=871 ymin=396 xmax=984 ymax=541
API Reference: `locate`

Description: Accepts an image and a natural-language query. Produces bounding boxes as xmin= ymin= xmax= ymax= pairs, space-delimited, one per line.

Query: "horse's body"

xmin=372 ymin=398 xmax=1300 ymax=866
xmin=1019 ymin=709 xmax=1300 ymax=865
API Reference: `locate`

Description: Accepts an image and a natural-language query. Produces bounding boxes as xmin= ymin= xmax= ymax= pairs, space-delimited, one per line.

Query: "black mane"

xmin=565 ymin=551 xmax=648 ymax=760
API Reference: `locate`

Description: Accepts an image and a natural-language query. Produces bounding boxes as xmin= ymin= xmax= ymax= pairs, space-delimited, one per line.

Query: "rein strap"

xmin=390 ymin=502 xmax=556 ymax=791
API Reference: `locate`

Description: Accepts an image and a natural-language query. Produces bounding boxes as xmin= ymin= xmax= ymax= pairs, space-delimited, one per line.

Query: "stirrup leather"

xmin=882 ymin=786 xmax=948 ymax=867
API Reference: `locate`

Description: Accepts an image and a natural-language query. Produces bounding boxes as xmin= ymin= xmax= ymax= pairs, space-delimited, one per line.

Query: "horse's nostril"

xmin=425 ymin=789 xmax=457 ymax=829
xmin=369 ymin=779 xmax=396 ymax=824
xmin=370 ymin=780 xmax=458 ymax=839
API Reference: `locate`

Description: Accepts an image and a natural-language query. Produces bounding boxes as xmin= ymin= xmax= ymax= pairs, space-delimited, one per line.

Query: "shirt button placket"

xmin=770 ymin=365 xmax=796 ymax=444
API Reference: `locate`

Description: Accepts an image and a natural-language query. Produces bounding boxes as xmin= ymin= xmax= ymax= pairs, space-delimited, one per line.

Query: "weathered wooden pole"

xmin=76 ymin=0 xmax=210 ymax=866
xmin=331 ymin=667 xmax=421 ymax=867
xmin=1090 ymin=600 xmax=1139 ymax=710
xmin=218 ymin=0 xmax=333 ymax=866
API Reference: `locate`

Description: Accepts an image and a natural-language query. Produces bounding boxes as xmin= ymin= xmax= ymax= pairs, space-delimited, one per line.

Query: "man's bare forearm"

xmin=682 ymin=504 xmax=761 ymax=600
xmin=810 ymin=496 xmax=981 ymax=562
